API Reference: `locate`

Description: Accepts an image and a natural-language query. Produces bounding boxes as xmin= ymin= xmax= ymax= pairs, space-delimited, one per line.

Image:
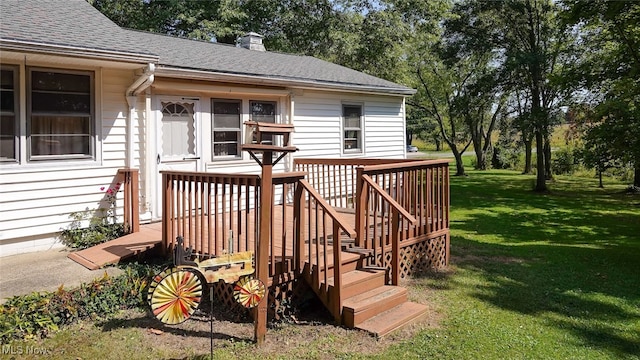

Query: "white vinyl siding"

xmin=0 ymin=67 xmax=137 ymax=256
xmin=293 ymin=91 xmax=405 ymax=159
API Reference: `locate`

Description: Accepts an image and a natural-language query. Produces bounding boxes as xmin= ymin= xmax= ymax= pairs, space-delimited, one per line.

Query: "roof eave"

xmin=0 ymin=39 xmax=158 ymax=64
xmin=155 ymin=66 xmax=416 ymax=96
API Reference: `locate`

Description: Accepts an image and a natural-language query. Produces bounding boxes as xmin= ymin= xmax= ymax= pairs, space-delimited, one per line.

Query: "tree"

xmin=411 ymin=51 xmax=476 ymax=176
xmin=562 ymin=0 xmax=640 ymax=187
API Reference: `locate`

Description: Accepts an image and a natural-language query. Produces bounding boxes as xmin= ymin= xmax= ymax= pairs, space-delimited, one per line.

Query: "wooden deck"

xmin=67 ymin=222 xmax=162 ymax=270
xmin=68 ymin=205 xmax=357 ymax=271
xmin=69 ymin=158 xmax=450 ymax=339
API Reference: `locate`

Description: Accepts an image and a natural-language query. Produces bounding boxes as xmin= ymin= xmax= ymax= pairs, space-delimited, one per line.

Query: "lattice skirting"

xmin=375 ymin=232 xmax=449 ymax=280
xmin=207 ymin=275 xmax=306 ymax=321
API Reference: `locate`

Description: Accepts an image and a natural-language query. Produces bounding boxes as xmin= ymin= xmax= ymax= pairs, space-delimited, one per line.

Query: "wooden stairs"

xmin=306 ymin=248 xmax=428 ymax=338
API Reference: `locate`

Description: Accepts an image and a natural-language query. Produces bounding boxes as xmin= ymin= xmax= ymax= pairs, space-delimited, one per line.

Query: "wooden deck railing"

xmin=161 ymin=170 xmax=307 ymax=279
xmin=162 ymin=171 xmax=259 ymax=257
xmin=360 ymin=174 xmax=416 ymax=285
xmin=117 ymin=168 xmax=140 ymax=233
xmin=294 ymin=179 xmax=356 ymax=323
xmin=295 ymin=158 xmax=450 ymax=271
xmin=356 ymin=159 xmax=450 ymax=249
xmin=293 ymin=158 xmax=416 ymax=209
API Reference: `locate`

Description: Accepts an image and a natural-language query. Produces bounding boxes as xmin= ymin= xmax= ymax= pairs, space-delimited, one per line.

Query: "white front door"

xmin=155 ymin=97 xmax=201 ymax=218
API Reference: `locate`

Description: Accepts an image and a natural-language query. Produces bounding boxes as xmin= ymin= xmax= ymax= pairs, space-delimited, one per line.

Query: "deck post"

xmin=130 ymin=169 xmax=140 ymax=233
xmin=332 ymin=222 xmax=342 ymax=324
xmin=391 ymin=208 xmax=400 ymax=285
xmin=294 ymin=182 xmax=305 ymax=274
xmin=355 ymin=166 xmax=366 ymax=248
xmin=255 ymin=151 xmax=272 ymax=345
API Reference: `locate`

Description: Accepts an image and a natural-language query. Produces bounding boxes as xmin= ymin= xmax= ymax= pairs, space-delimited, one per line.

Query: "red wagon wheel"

xmin=148 ymin=267 xmax=203 ymax=325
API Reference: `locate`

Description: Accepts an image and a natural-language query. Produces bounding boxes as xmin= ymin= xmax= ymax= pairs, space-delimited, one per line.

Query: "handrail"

xmin=298 ymin=179 xmax=357 ymax=238
xmin=361 ymin=174 xmax=417 ymax=224
xmin=355 ymin=159 xmax=450 ymax=173
xmin=161 ymin=170 xmax=261 ymax=180
xmin=295 ymin=178 xmax=356 ymax=324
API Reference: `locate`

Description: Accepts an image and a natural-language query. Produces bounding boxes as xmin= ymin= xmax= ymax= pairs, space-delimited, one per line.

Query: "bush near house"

xmin=60 ymin=184 xmax=125 ymax=250
xmin=0 ymin=263 xmax=159 ymax=342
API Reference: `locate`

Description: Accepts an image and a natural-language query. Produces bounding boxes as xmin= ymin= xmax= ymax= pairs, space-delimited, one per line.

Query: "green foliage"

xmin=0 ymin=265 xmax=152 ymax=343
xmin=491 ymin=144 xmax=521 ymax=170
xmin=59 ymin=210 xmax=125 ymax=250
xmin=551 ymin=146 xmax=581 ymax=175
xmin=60 ymin=183 xmax=125 ymax=250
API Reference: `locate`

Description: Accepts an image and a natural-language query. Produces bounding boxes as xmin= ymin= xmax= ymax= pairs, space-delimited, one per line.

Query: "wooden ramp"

xmin=67 ymin=222 xmax=163 ymax=270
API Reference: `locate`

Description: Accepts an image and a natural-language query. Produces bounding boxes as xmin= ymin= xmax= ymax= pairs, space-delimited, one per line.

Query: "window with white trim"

xmin=0 ymin=66 xmax=18 ymax=162
xmin=342 ymin=104 xmax=362 ymax=153
xmin=28 ymin=68 xmax=94 ymax=160
xmin=212 ymin=99 xmax=241 ymax=158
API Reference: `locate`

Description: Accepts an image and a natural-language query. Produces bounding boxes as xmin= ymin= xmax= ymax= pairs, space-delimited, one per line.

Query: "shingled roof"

xmin=0 ymin=0 xmax=414 ymax=95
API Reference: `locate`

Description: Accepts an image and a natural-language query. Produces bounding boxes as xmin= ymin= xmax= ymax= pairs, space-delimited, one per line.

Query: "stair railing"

xmin=360 ymin=174 xmax=417 ymax=285
xmin=294 ymin=179 xmax=356 ymax=323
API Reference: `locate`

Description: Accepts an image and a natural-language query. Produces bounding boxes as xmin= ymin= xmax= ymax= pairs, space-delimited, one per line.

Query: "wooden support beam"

xmin=254 ymin=150 xmax=272 ymax=345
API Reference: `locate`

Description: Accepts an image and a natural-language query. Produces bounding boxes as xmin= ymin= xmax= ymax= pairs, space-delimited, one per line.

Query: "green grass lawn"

xmin=15 ymin=165 xmax=640 ymax=359
xmin=380 ymin=168 xmax=640 ymax=360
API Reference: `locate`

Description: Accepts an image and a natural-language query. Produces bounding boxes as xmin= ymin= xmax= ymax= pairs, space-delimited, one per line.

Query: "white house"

xmin=0 ymin=0 xmax=415 ymax=256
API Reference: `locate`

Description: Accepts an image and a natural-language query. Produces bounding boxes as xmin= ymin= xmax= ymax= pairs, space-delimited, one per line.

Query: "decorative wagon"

xmin=148 ymin=236 xmax=265 ymax=325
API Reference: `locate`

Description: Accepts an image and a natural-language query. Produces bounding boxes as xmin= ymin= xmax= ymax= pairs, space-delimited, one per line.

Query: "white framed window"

xmin=28 ymin=68 xmax=94 ymax=160
xmin=250 ymin=100 xmax=277 ymax=144
xmin=342 ymin=104 xmax=363 ymax=153
xmin=212 ymin=99 xmax=241 ymax=158
xmin=0 ymin=65 xmax=18 ymax=162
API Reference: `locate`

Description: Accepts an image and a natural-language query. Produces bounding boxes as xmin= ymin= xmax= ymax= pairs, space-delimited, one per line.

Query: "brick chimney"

xmin=240 ymin=32 xmax=266 ymax=51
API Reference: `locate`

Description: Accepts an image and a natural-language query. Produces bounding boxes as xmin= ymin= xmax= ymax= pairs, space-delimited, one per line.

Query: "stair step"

xmin=342 ymin=286 xmax=407 ymax=327
xmin=356 ymin=301 xmax=429 ymax=338
xmin=342 ymin=246 xmax=373 ymax=256
xmin=326 ymin=269 xmax=385 ymax=300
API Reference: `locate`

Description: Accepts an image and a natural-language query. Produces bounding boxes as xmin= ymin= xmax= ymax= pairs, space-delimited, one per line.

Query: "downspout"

xmin=125 ymin=63 xmax=155 ymax=169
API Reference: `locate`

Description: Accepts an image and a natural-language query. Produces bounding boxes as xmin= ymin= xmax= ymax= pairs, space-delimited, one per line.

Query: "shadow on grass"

xmin=448 ymin=170 xmax=640 ymax=357
xmin=100 ymin=313 xmax=251 ymax=342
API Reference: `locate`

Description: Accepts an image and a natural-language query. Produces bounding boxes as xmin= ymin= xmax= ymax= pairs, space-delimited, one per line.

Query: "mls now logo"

xmin=1 ymin=344 xmax=23 ymax=355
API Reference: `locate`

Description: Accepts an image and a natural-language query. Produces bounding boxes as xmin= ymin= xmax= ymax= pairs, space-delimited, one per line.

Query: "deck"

xmin=69 ymin=157 xmax=450 ymax=339
xmin=68 ymin=205 xmax=358 ymax=272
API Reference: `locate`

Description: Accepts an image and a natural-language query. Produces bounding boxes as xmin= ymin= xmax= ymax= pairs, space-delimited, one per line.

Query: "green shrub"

xmin=0 ymin=265 xmax=152 ymax=343
xmin=552 ymin=147 xmax=581 ymax=175
xmin=60 ymin=183 xmax=125 ymax=249
xmin=491 ymin=145 xmax=521 ymax=170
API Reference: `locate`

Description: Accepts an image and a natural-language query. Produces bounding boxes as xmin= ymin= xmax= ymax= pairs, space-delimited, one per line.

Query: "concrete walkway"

xmin=0 ymin=249 xmax=123 ymax=303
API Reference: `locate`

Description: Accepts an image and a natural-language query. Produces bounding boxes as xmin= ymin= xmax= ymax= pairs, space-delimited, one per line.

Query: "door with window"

xmin=155 ymin=98 xmax=201 ymax=218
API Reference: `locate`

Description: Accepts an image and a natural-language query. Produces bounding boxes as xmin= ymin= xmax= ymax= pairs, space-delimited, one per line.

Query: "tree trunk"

xmin=544 ymin=137 xmax=553 ymax=180
xmin=634 ymin=164 xmax=640 ymax=187
xmin=535 ymin=131 xmax=547 ymax=191
xmin=434 ymin=137 xmax=442 ymax=151
xmin=453 ymin=149 xmax=466 ymax=176
xmin=598 ymin=163 xmax=604 ymax=188
xmin=523 ymin=136 xmax=533 ymax=174
xmin=473 ymin=138 xmax=486 ymax=170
